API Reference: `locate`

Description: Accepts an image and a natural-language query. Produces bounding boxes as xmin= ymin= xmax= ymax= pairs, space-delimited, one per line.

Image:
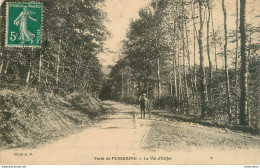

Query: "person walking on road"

xmin=139 ymin=93 xmax=149 ymax=119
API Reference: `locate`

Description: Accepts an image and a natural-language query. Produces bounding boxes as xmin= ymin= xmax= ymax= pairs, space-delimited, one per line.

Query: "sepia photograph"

xmin=0 ymin=0 xmax=259 ymax=165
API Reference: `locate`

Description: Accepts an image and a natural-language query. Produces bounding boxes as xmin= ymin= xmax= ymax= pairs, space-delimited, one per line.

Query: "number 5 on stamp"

xmin=6 ymin=2 xmax=43 ymax=47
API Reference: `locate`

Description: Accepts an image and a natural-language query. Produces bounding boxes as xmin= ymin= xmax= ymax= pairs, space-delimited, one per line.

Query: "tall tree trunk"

xmin=220 ymin=43 xmax=225 ymax=69
xmin=246 ymin=12 xmax=253 ymax=127
xmin=4 ymin=59 xmax=9 ymax=75
xmin=182 ymin=34 xmax=189 ymax=114
xmin=121 ymin=72 xmax=124 ymax=97
xmin=193 ymin=28 xmax=198 ymax=115
xmin=26 ymin=48 xmax=33 ymax=85
xmin=0 ymin=59 xmax=3 ymax=75
xmin=56 ymin=39 xmax=61 ymax=86
xmin=191 ymin=0 xmax=199 ymax=115
xmin=239 ymin=0 xmax=248 ymax=126
xmin=63 ymin=49 xmax=66 ymax=73
xmin=185 ymin=22 xmax=191 ymax=72
xmin=173 ymin=47 xmax=178 ymax=99
xmin=0 ymin=51 xmax=4 ymax=75
xmin=235 ymin=0 xmax=239 ymax=122
xmin=210 ymin=4 xmax=217 ymax=71
xmin=157 ymin=57 xmax=161 ymax=98
xmin=207 ymin=0 xmax=212 ymax=100
xmin=26 ymin=62 xmax=31 ymax=85
xmin=38 ymin=54 xmax=42 ymax=82
xmin=155 ymin=0 xmax=161 ymax=100
xmin=171 ymin=18 xmax=178 ymax=100
xmin=222 ymin=0 xmax=232 ymax=124
xmin=198 ymin=0 xmax=207 ymax=119
xmin=177 ymin=39 xmax=182 ymax=105
xmin=185 ymin=21 xmax=192 ymax=115
xmin=182 ymin=0 xmax=189 ymax=114
xmin=170 ymin=79 xmax=173 ymax=95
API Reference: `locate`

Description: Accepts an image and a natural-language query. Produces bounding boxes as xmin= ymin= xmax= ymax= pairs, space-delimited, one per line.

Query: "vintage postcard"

xmin=0 ymin=0 xmax=259 ymax=165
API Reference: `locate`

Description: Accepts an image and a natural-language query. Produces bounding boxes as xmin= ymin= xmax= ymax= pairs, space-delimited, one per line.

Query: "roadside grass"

xmin=150 ymin=110 xmax=260 ymax=136
xmin=143 ymin=120 xmax=260 ymax=151
xmin=0 ymin=88 xmax=114 ymax=150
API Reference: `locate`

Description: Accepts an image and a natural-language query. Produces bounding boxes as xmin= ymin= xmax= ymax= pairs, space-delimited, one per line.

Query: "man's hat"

xmin=142 ymin=93 xmax=146 ymax=96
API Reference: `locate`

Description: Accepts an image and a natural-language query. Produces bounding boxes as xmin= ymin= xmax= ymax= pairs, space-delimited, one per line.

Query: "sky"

xmin=98 ymin=0 xmax=150 ymax=66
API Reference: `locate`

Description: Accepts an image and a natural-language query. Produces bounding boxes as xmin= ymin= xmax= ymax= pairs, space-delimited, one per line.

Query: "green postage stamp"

xmin=6 ymin=2 xmax=43 ymax=47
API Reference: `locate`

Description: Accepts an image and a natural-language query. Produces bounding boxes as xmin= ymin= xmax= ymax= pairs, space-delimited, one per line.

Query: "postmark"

xmin=5 ymin=2 xmax=43 ymax=47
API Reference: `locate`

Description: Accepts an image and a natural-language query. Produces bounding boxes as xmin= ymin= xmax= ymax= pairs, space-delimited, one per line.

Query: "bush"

xmin=121 ymin=95 xmax=138 ymax=104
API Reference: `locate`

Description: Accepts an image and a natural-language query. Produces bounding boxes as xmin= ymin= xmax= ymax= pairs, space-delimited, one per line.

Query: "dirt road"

xmin=1 ymin=101 xmax=259 ymax=165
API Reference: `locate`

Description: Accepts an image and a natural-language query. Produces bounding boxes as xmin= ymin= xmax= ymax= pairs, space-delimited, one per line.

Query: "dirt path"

xmin=0 ymin=101 xmax=152 ymax=164
xmin=1 ymin=101 xmax=259 ymax=165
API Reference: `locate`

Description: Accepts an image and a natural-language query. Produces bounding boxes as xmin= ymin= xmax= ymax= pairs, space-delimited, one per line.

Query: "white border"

xmin=5 ymin=2 xmax=43 ymax=48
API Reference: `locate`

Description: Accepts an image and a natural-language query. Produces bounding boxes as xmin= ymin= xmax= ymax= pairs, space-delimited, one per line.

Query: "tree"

xmin=197 ymin=0 xmax=207 ymax=119
xmin=239 ymin=0 xmax=248 ymax=126
xmin=206 ymin=0 xmax=212 ymax=100
xmin=108 ymin=0 xmax=259 ymax=127
xmin=234 ymin=0 xmax=239 ymax=120
xmin=0 ymin=0 xmax=108 ymax=96
xmin=222 ymin=0 xmax=232 ymax=124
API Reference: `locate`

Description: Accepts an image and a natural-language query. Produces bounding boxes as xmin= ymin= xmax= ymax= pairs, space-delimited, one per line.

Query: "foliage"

xmin=0 ymin=87 xmax=107 ymax=149
xmin=107 ymin=0 xmax=259 ymax=128
xmin=0 ymin=0 xmax=109 ymax=95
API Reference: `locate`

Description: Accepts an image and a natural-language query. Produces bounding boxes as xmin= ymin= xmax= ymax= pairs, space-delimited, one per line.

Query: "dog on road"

xmin=132 ymin=112 xmax=137 ymax=129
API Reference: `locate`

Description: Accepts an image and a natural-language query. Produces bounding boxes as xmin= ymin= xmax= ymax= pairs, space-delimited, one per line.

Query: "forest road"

xmin=1 ymin=100 xmax=260 ymax=165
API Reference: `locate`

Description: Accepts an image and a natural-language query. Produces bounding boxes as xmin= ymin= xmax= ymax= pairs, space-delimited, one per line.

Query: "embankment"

xmin=0 ymin=88 xmax=112 ymax=150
